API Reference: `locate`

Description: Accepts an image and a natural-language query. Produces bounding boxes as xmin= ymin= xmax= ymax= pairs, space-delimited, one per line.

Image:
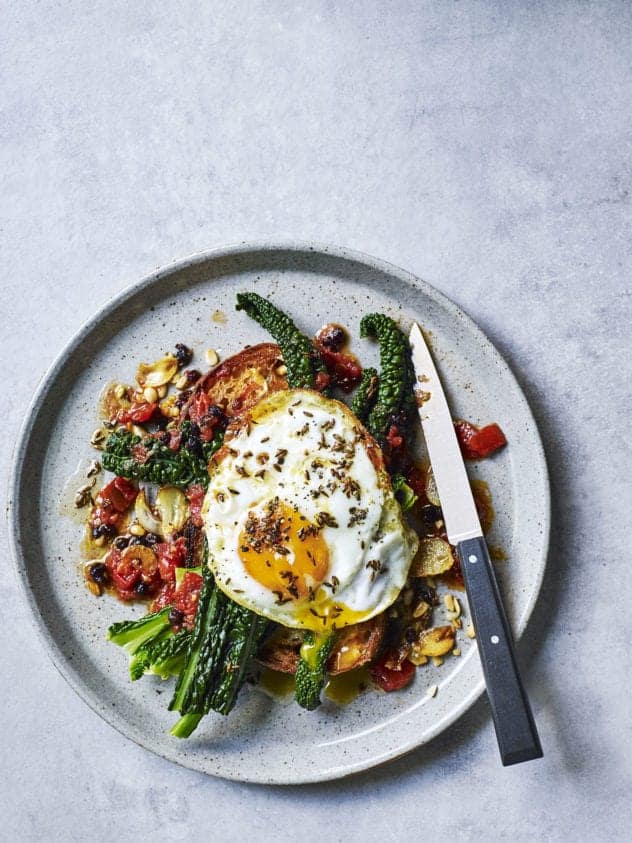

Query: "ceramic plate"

xmin=8 ymin=242 xmax=549 ymax=784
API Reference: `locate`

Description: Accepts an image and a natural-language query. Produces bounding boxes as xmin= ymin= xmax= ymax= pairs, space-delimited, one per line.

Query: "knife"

xmin=408 ymin=322 xmax=542 ymax=766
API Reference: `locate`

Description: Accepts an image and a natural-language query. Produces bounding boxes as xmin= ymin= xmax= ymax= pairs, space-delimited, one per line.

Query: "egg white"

xmin=202 ymin=389 xmax=418 ymax=631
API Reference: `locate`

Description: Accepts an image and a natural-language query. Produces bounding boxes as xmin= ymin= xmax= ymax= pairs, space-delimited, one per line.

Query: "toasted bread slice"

xmin=257 ymin=614 xmax=386 ymax=676
xmin=182 ymin=342 xmax=288 ymax=421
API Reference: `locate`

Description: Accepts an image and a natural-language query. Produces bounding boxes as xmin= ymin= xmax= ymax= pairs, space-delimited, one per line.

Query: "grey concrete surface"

xmin=1 ymin=1 xmax=631 ymax=841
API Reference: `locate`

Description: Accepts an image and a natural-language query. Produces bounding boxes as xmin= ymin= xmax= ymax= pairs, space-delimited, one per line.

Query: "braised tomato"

xmin=91 ymin=477 xmax=137 ymax=529
xmin=173 ymin=571 xmax=203 ymax=627
xmin=455 ymin=421 xmax=507 ymax=459
xmin=155 ymin=538 xmax=187 ymax=583
xmin=186 ymin=484 xmax=205 ymax=527
xmin=117 ymin=402 xmax=158 ymax=424
xmin=108 ymin=544 xmax=161 ymax=600
xmin=370 ymin=654 xmax=415 ymax=692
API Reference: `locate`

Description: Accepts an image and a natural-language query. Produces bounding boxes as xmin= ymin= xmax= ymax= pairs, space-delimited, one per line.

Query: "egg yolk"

xmin=238 ymin=499 xmax=329 ymax=602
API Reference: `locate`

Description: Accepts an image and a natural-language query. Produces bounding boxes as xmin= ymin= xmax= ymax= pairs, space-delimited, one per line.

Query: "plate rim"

xmin=7 ymin=239 xmax=550 ymax=784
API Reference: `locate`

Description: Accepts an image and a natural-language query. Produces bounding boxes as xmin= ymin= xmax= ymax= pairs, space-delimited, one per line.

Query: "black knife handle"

xmin=456 ymin=536 xmax=543 ymax=766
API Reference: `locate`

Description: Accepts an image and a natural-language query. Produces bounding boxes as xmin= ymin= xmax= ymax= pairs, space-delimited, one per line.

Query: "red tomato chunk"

xmin=117 ymin=402 xmax=158 ymax=424
xmin=455 ymin=421 xmax=507 ymax=459
xmin=370 ymin=655 xmax=415 ymax=692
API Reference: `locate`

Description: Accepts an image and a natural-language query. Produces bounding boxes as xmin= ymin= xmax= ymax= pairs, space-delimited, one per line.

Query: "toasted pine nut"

xmin=432 ymin=656 xmax=444 ymax=667
xmin=466 ymin=624 xmax=476 ymax=639
xmin=157 ymin=384 xmax=167 ymax=399
xmin=205 ymin=348 xmax=219 ymax=366
xmin=275 ymin=363 xmax=288 ymax=376
xmin=452 ymin=648 xmax=461 ymax=657
xmin=143 ymin=386 xmax=158 ymax=403
xmin=114 ymin=383 xmax=127 ymax=400
xmin=427 ymin=684 xmax=438 ymax=698
xmin=129 ymin=523 xmax=146 ymax=537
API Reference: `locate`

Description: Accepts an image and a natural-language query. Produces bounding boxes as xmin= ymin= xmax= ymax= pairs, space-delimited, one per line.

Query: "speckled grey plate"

xmin=8 ymin=242 xmax=549 ymax=784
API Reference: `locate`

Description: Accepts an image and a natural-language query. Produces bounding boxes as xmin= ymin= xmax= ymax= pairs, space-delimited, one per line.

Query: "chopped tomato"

xmin=155 ymin=538 xmax=187 ymax=582
xmin=118 ymin=402 xmax=158 ymax=424
xmin=151 ymin=581 xmax=176 ymax=612
xmin=455 ymin=421 xmax=507 ymax=459
xmin=110 ymin=555 xmax=142 ymax=594
xmin=371 ymin=655 xmax=415 ymax=692
xmin=387 ymin=424 xmax=404 ymax=450
xmin=131 ymin=443 xmax=151 ymax=463
xmin=173 ymin=571 xmax=203 ymax=626
xmin=100 ymin=476 xmax=137 ymax=512
xmin=189 ymin=391 xmax=211 ymax=423
xmin=186 ymin=484 xmax=205 ymax=527
xmin=314 ymin=371 xmax=331 ymax=392
xmin=316 ymin=346 xmax=362 ymax=392
xmin=90 ymin=477 xmax=138 ymax=529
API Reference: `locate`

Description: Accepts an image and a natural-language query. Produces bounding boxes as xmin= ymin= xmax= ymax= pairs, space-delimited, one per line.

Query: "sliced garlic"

xmin=134 ymin=490 xmax=163 ymax=536
xmin=136 ymin=354 xmax=179 ymax=388
xmin=155 ymin=486 xmax=189 ymax=535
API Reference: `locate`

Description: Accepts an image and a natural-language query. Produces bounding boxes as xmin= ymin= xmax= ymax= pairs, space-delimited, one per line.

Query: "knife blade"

xmin=408 ymin=322 xmax=543 ymax=766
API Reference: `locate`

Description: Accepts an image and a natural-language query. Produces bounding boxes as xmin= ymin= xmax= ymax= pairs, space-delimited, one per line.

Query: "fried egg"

xmin=202 ymin=389 xmax=418 ymax=632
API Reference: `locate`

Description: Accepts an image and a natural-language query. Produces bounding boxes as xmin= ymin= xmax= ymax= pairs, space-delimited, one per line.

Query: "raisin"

xmin=168 ymin=607 xmax=184 ymax=627
xmin=421 ymin=504 xmax=443 ymax=523
xmin=113 ymin=535 xmax=130 ymax=550
xmin=88 ymin=562 xmax=108 ymax=585
xmin=174 ymin=343 xmax=193 ymax=367
xmin=92 ymin=523 xmax=115 ymax=540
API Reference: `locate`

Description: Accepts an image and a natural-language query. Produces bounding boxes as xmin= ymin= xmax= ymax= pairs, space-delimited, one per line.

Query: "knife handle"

xmin=456 ymin=536 xmax=543 ymax=766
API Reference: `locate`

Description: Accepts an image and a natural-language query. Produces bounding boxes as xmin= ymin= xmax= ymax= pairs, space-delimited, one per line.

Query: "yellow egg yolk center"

xmin=238 ymin=499 xmax=329 ymax=601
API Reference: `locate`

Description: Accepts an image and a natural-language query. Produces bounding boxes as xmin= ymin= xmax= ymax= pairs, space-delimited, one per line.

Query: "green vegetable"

xmin=169 ymin=563 xmax=271 ymax=737
xmin=207 ymin=601 xmax=271 ymax=715
xmin=359 ymin=313 xmax=415 ymax=443
xmin=130 ymin=628 xmax=192 ymax=681
xmin=236 ymin=292 xmax=327 ymax=390
xmin=169 ymin=564 xmax=230 ymax=716
xmin=102 ymin=421 xmax=222 ymax=488
xmin=350 ymin=366 xmax=379 ymax=422
xmin=108 ymin=606 xmax=191 ymax=682
xmin=392 ymin=474 xmax=418 ymax=512
xmin=295 ymin=632 xmax=335 ymax=711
